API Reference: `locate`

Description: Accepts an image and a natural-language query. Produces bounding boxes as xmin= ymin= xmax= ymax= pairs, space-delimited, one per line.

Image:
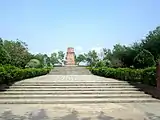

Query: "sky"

xmin=0 ymin=0 xmax=160 ymax=56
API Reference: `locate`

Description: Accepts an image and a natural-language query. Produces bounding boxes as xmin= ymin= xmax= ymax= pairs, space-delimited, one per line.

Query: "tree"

xmin=0 ymin=38 xmax=10 ymax=65
xmin=76 ymin=54 xmax=86 ymax=65
xmin=85 ymin=50 xmax=98 ymax=66
xmin=102 ymin=43 xmax=141 ymax=68
xmin=0 ymin=38 xmax=3 ymax=46
xmin=57 ymin=51 xmax=65 ymax=64
xmin=141 ymin=26 xmax=160 ymax=60
xmin=102 ymin=45 xmax=125 ymax=68
xmin=43 ymin=54 xmax=51 ymax=67
xmin=133 ymin=49 xmax=155 ymax=69
xmin=3 ymin=39 xmax=31 ymax=68
xmin=50 ymin=52 xmax=59 ymax=66
xmin=109 ymin=58 xmax=124 ymax=68
xmin=117 ymin=42 xmax=142 ymax=68
xmin=102 ymin=48 xmax=112 ymax=60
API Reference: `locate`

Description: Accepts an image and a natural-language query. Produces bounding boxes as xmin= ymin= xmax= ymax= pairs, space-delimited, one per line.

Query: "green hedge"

xmin=90 ymin=67 xmax=156 ymax=86
xmin=0 ymin=65 xmax=51 ymax=85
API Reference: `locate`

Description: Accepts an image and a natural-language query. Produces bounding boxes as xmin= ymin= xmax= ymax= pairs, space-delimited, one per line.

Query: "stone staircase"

xmin=49 ymin=66 xmax=91 ymax=75
xmin=0 ymin=67 xmax=159 ymax=104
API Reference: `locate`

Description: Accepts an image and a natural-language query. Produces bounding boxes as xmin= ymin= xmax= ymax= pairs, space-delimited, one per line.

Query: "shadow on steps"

xmin=128 ymin=82 xmax=160 ymax=100
xmin=0 ymin=83 xmax=12 ymax=92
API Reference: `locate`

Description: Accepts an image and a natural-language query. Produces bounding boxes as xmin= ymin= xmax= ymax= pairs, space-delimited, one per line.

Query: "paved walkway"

xmin=0 ymin=66 xmax=160 ymax=120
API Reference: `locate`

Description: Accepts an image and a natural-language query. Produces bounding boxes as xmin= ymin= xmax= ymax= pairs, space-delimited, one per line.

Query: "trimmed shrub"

xmin=0 ymin=65 xmax=51 ymax=85
xmin=142 ymin=67 xmax=156 ymax=86
xmin=90 ymin=67 xmax=156 ymax=86
xmin=25 ymin=59 xmax=42 ymax=68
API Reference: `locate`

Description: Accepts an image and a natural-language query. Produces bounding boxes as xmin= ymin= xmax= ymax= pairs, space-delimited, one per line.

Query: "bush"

xmin=142 ymin=67 xmax=156 ymax=86
xmin=95 ymin=60 xmax=106 ymax=68
xmin=25 ymin=59 xmax=42 ymax=68
xmin=90 ymin=67 xmax=156 ymax=86
xmin=0 ymin=65 xmax=51 ymax=85
xmin=133 ymin=49 xmax=155 ymax=68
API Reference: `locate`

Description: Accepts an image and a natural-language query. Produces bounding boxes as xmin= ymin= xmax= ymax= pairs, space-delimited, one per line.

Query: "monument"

xmin=65 ymin=47 xmax=75 ymax=65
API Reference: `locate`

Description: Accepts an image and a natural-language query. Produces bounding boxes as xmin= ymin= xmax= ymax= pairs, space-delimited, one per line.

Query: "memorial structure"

xmin=65 ymin=47 xmax=75 ymax=65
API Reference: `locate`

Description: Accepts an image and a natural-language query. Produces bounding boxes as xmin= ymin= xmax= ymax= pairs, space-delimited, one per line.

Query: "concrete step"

xmin=10 ymin=86 xmax=135 ymax=88
xmin=49 ymin=70 xmax=92 ymax=75
xmin=50 ymin=69 xmax=90 ymax=73
xmin=0 ymin=94 xmax=152 ymax=99
xmin=0 ymin=98 xmax=159 ymax=104
xmin=6 ymin=87 xmax=139 ymax=91
xmin=50 ymin=71 xmax=91 ymax=72
xmin=51 ymin=69 xmax=90 ymax=73
xmin=0 ymin=91 xmax=145 ymax=95
xmin=50 ymin=71 xmax=90 ymax=72
xmin=15 ymin=81 xmax=130 ymax=85
xmin=14 ymin=82 xmax=131 ymax=86
xmin=49 ymin=72 xmax=91 ymax=75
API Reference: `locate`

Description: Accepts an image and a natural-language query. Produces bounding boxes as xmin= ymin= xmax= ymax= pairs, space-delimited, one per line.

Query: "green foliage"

xmin=102 ymin=43 xmax=141 ymax=68
xmin=133 ymin=49 xmax=155 ymax=69
xmin=50 ymin=51 xmax=65 ymax=66
xmin=33 ymin=53 xmax=45 ymax=67
xmin=25 ymin=59 xmax=41 ymax=68
xmin=90 ymin=67 xmax=156 ymax=86
xmin=141 ymin=26 xmax=160 ymax=60
xmin=58 ymin=51 xmax=65 ymax=60
xmin=108 ymin=58 xmax=124 ymax=68
xmin=100 ymin=25 xmax=160 ymax=68
xmin=85 ymin=50 xmax=98 ymax=66
xmin=101 ymin=26 xmax=160 ymax=68
xmin=32 ymin=54 xmax=51 ymax=67
xmin=76 ymin=54 xmax=86 ymax=65
xmin=43 ymin=54 xmax=51 ymax=67
xmin=0 ymin=45 xmax=10 ymax=65
xmin=0 ymin=38 xmax=51 ymax=85
xmin=95 ymin=60 xmax=106 ymax=68
xmin=3 ymin=39 xmax=32 ymax=68
xmin=50 ymin=52 xmax=59 ymax=65
xmin=142 ymin=67 xmax=156 ymax=86
xmin=0 ymin=65 xmax=50 ymax=85
xmin=57 ymin=51 xmax=65 ymax=64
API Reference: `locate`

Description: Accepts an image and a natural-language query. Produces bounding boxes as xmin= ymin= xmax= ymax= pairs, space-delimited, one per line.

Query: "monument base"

xmin=64 ymin=65 xmax=78 ymax=67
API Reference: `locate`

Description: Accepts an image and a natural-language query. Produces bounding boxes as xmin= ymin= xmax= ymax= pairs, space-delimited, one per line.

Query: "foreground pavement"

xmin=0 ymin=103 xmax=160 ymax=120
xmin=0 ymin=67 xmax=160 ymax=120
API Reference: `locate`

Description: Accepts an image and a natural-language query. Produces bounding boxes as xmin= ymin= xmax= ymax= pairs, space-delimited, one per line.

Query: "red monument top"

xmin=65 ymin=47 xmax=75 ymax=65
xmin=67 ymin=47 xmax=74 ymax=53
